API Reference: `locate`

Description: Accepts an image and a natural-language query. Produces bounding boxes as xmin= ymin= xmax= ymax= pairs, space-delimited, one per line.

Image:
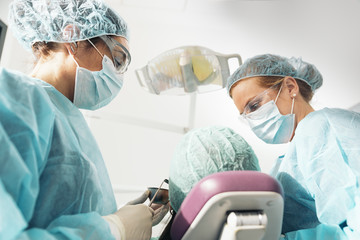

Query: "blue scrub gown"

xmin=272 ymin=108 xmax=360 ymax=240
xmin=0 ymin=67 xmax=117 ymax=239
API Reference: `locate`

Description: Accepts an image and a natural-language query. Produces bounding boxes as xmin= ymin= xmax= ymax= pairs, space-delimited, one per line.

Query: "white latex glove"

xmin=127 ymin=190 xmax=171 ymax=226
xmin=152 ymin=202 xmax=171 ymax=226
xmin=104 ymin=204 xmax=154 ymax=240
xmin=104 ymin=191 xmax=154 ymax=240
xmin=119 ymin=204 xmax=154 ymax=240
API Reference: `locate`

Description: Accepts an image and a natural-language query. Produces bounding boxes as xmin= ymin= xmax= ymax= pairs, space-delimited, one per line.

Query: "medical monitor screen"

xmin=0 ymin=19 xmax=7 ymax=61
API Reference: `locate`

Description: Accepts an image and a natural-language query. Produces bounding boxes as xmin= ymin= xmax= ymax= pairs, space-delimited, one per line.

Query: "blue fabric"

xmin=280 ymin=224 xmax=347 ymax=240
xmin=8 ymin=0 xmax=128 ymax=50
xmin=273 ymin=108 xmax=360 ymax=239
xmin=277 ymin=172 xmax=320 ymax=233
xmin=227 ymin=54 xmax=323 ymax=95
xmin=0 ymin=67 xmax=116 ymax=239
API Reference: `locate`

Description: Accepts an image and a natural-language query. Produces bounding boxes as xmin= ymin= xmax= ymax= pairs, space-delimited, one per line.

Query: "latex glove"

xmin=152 ymin=202 xmax=170 ymax=226
xmin=128 ymin=190 xmax=170 ymax=226
xmin=104 ymin=204 xmax=154 ymax=240
xmin=103 ymin=191 xmax=154 ymax=240
xmin=127 ymin=190 xmax=170 ymax=226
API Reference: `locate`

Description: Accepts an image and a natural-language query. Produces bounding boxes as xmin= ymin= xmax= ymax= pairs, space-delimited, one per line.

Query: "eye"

xmin=247 ymin=101 xmax=261 ymax=113
xmin=114 ymin=52 xmax=126 ymax=64
xmin=114 ymin=57 xmax=124 ymax=67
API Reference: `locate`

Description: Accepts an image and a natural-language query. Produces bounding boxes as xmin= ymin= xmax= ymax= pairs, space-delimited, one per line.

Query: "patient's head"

xmin=169 ymin=126 xmax=260 ymax=212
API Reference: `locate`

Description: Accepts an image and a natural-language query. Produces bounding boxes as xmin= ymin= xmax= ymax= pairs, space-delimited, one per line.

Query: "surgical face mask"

xmin=72 ymin=39 xmax=124 ymax=110
xmin=135 ymin=46 xmax=242 ymax=95
xmin=242 ymin=85 xmax=295 ymax=144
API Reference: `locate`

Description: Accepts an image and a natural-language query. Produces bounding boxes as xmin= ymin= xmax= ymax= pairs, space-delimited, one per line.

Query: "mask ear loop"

xmin=68 ymin=49 xmax=80 ymax=67
xmin=274 ymin=84 xmax=296 ymax=114
xmin=291 ymin=93 xmax=296 ymax=114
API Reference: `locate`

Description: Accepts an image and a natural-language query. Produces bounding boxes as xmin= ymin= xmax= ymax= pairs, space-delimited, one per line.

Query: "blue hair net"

xmin=169 ymin=126 xmax=260 ymax=212
xmin=8 ymin=0 xmax=129 ymax=50
xmin=227 ymin=54 xmax=323 ymax=95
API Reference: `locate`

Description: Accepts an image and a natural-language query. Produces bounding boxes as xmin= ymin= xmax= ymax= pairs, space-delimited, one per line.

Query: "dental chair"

xmin=170 ymin=171 xmax=284 ymax=240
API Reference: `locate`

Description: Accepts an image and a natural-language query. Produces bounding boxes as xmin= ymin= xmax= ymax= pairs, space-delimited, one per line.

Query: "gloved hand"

xmin=127 ymin=190 xmax=170 ymax=226
xmin=104 ymin=191 xmax=154 ymax=240
xmin=151 ymin=202 xmax=171 ymax=226
xmin=126 ymin=190 xmax=150 ymax=205
xmin=114 ymin=204 xmax=154 ymax=240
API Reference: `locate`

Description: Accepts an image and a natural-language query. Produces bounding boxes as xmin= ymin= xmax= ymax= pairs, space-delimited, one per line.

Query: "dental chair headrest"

xmin=170 ymin=171 xmax=284 ymax=240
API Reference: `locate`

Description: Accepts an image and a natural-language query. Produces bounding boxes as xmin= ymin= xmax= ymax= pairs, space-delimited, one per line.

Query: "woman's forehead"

xmin=231 ymin=77 xmax=262 ymax=95
xmin=231 ymin=77 xmax=268 ymax=110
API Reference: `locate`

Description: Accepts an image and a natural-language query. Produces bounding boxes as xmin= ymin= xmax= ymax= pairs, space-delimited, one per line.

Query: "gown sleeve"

xmin=281 ymin=110 xmax=360 ymax=239
xmin=0 ymin=124 xmax=115 ymax=240
xmin=0 ymin=68 xmax=116 ymax=240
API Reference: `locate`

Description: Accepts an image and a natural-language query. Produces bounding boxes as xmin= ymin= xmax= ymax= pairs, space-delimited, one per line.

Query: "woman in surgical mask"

xmin=0 ymin=0 xmax=167 ymax=239
xmin=227 ymin=54 xmax=360 ymax=240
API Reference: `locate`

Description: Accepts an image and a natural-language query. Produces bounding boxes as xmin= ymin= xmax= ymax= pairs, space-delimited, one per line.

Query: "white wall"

xmin=93 ymin=0 xmax=360 ymax=203
xmin=1 ymin=0 xmax=360 ymax=206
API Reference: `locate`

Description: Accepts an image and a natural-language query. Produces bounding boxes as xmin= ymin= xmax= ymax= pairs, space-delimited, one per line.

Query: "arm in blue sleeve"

xmin=21 ymin=213 xmax=115 ymax=240
xmin=296 ymin=116 xmax=357 ymax=223
xmin=291 ymin=112 xmax=360 ymax=238
xmin=0 ymin=179 xmax=27 ymax=239
xmin=0 ymin=122 xmax=116 ymax=240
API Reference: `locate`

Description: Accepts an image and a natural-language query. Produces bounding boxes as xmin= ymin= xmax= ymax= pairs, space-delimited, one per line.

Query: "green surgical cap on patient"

xmin=169 ymin=126 xmax=260 ymax=212
xmin=8 ymin=0 xmax=128 ymax=50
xmin=227 ymin=54 xmax=323 ymax=95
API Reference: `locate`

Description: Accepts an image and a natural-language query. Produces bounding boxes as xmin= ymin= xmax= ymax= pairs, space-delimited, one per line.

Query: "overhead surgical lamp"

xmin=135 ymin=45 xmax=242 ymax=95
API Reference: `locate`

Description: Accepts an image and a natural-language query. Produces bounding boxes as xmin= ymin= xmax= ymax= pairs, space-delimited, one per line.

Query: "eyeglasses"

xmin=100 ymin=35 xmax=131 ymax=74
xmin=241 ymin=81 xmax=283 ymax=117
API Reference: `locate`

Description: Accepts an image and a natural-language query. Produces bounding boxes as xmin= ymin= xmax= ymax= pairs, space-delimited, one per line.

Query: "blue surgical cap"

xmin=227 ymin=54 xmax=323 ymax=95
xmin=169 ymin=126 xmax=260 ymax=212
xmin=8 ymin=0 xmax=129 ymax=50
